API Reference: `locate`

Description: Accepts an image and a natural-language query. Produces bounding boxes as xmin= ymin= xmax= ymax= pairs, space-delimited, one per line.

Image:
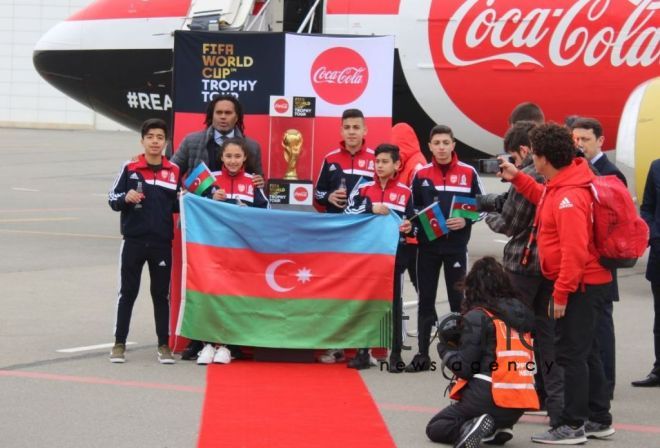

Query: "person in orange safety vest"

xmin=426 ymin=257 xmax=540 ymax=448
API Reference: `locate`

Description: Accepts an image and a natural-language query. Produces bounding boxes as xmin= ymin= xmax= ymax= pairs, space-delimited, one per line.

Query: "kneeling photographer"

xmin=426 ymin=257 xmax=538 ymax=447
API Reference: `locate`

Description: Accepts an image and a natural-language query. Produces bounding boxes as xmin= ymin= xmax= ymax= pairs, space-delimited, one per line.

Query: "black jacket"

xmin=592 ymin=153 xmax=627 ymax=186
xmin=411 ymin=152 xmax=485 ymax=253
xmin=108 ymin=155 xmax=180 ymax=245
xmin=438 ymin=298 xmax=534 ymax=380
xmin=642 ymin=159 xmax=660 ymax=283
xmin=172 ymin=126 xmax=263 ymax=176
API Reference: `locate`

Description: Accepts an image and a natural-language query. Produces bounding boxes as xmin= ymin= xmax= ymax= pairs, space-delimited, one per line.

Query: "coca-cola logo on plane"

xmin=311 ymin=47 xmax=369 ymax=105
xmin=429 ymin=0 xmax=660 ymax=143
xmin=274 ymin=98 xmax=289 ymax=113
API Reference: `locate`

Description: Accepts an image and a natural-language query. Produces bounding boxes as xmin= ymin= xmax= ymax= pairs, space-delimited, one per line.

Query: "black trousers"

xmin=555 ymin=283 xmax=612 ymax=427
xmin=114 ymin=239 xmax=172 ymax=346
xmin=653 ymin=282 xmax=660 ymax=373
xmin=426 ymin=378 xmax=523 ymax=444
xmin=597 ymin=298 xmax=615 ymax=397
xmin=399 ymin=243 xmax=418 ymax=292
xmin=391 ymin=252 xmax=406 ymax=356
xmin=508 ymin=272 xmax=563 ymax=427
xmin=416 ymin=247 xmax=466 ymax=356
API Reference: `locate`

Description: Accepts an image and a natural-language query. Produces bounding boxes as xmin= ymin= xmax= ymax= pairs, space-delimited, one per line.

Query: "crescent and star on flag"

xmin=264 ymin=260 xmax=313 ymax=292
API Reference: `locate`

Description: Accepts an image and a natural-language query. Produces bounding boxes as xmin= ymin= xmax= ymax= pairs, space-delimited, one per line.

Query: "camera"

xmin=475 ymin=193 xmax=506 ymax=212
xmin=477 ymin=155 xmax=515 ymax=174
xmin=436 ymin=312 xmax=463 ymax=347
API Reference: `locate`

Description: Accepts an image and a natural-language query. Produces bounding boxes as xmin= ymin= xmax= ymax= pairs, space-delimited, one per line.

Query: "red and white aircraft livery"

xmin=34 ymin=0 xmax=660 ymax=155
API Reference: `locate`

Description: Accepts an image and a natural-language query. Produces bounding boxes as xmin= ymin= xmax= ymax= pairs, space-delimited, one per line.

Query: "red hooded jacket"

xmin=511 ymin=158 xmax=612 ymax=306
xmin=390 ymin=123 xmax=427 ymax=186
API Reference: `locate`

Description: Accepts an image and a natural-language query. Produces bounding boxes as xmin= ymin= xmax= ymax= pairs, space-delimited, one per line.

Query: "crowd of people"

xmin=106 ymin=96 xmax=659 ymax=447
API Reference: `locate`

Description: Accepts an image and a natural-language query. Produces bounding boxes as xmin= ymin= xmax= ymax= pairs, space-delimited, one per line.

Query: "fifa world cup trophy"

xmin=282 ymin=129 xmax=303 ymax=180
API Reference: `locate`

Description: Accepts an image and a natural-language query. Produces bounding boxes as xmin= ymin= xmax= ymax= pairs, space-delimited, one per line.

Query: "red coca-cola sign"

xmin=293 ymin=186 xmax=309 ymax=202
xmin=429 ymin=0 xmax=660 ymax=142
xmin=311 ymin=47 xmax=369 ymax=105
xmin=274 ymin=98 xmax=289 ymax=114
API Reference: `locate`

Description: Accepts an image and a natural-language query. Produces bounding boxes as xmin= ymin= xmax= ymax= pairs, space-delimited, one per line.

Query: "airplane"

xmin=33 ymin=0 xmax=660 ymax=158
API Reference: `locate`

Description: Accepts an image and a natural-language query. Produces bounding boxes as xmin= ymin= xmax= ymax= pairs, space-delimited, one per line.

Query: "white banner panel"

xmin=284 ymin=34 xmax=394 ymax=117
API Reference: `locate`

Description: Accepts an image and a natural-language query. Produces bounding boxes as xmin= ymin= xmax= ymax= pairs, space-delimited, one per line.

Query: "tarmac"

xmin=0 ymin=128 xmax=658 ymax=447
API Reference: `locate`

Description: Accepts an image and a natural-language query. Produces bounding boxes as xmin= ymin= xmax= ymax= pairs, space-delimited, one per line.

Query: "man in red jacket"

xmin=499 ymin=123 xmax=614 ymax=445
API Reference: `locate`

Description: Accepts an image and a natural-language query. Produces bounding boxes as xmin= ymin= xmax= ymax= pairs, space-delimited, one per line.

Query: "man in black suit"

xmin=632 ymin=159 xmax=660 ymax=387
xmin=571 ymin=117 xmax=627 ymax=398
xmin=572 ymin=118 xmax=626 ymax=184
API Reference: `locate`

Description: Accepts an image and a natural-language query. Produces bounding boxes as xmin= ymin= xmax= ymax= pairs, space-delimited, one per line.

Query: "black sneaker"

xmin=584 ymin=421 xmax=615 ymax=439
xmin=455 ymin=414 xmax=495 ymax=448
xmin=181 ymin=340 xmax=203 ymax=361
xmin=531 ymin=424 xmax=587 ymax=444
xmin=347 ymin=350 xmax=372 ymax=370
xmin=388 ymin=354 xmax=405 ymax=373
xmin=405 ymin=353 xmax=431 ymax=372
xmin=483 ymin=427 xmax=513 ymax=445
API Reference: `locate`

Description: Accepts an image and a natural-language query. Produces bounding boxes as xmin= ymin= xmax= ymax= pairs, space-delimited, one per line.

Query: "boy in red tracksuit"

xmin=108 ymin=118 xmax=180 ymax=365
xmin=390 ymin=122 xmax=427 ymax=293
xmin=314 ymin=108 xmax=376 ymax=214
xmin=499 ymin=123 xmax=613 ymax=444
xmin=346 ymin=144 xmax=414 ymax=372
xmin=315 ymin=108 xmax=375 ymax=364
xmin=409 ymin=125 xmax=485 ymax=372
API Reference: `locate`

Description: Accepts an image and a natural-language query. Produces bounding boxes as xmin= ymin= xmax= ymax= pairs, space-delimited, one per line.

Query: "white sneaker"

xmin=318 ymin=349 xmax=345 ymax=364
xmin=213 ymin=345 xmax=232 ymax=364
xmin=197 ymin=344 xmax=216 ymax=365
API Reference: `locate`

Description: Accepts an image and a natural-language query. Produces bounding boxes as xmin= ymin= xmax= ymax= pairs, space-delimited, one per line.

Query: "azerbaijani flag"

xmin=184 ymin=162 xmax=215 ymax=195
xmin=450 ymin=195 xmax=480 ymax=221
xmin=417 ymin=202 xmax=449 ymax=241
xmin=176 ymin=194 xmax=400 ymax=348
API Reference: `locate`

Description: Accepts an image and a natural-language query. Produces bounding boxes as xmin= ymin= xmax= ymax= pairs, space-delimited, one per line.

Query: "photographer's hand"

xmin=497 ymin=156 xmax=518 ymax=181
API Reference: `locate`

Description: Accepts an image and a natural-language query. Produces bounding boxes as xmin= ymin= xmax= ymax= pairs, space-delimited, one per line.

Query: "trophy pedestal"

xmin=267 ymin=179 xmax=314 ymax=210
xmin=253 ymin=347 xmax=316 ymax=363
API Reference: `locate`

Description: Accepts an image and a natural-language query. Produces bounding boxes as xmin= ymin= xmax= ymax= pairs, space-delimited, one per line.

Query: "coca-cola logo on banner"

xmin=311 ymin=47 xmax=369 ymax=105
xmin=293 ymin=186 xmax=309 ymax=202
xmin=429 ymin=0 xmax=660 ymax=139
xmin=274 ymin=98 xmax=290 ymax=114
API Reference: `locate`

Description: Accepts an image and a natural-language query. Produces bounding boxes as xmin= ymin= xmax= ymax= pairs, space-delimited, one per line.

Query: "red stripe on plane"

xmin=185 ymin=244 xmax=393 ymax=301
xmin=68 ymin=0 xmax=191 ymax=21
xmin=326 ymin=0 xmax=401 ymax=15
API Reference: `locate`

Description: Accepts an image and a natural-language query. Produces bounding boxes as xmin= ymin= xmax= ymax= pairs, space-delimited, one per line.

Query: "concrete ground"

xmin=0 ymin=128 xmax=658 ymax=447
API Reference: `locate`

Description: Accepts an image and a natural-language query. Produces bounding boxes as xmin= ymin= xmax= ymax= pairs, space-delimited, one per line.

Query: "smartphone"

xmin=478 ymin=159 xmax=501 ymax=174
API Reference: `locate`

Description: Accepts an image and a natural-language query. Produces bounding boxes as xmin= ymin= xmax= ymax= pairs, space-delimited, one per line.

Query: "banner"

xmin=171 ymin=31 xmax=395 ymax=180
xmin=177 ymin=194 xmax=400 ymax=348
xmin=172 ymin=31 xmax=285 ymax=114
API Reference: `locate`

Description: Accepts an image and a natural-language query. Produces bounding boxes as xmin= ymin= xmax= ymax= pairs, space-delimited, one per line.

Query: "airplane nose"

xmin=33 ymin=21 xmax=93 ymax=110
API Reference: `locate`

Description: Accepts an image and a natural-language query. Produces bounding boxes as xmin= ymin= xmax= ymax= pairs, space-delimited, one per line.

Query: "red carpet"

xmin=198 ymin=363 xmax=396 ymax=447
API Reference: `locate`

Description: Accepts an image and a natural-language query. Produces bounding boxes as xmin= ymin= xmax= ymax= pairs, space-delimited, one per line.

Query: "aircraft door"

xmin=185 ymin=0 xmax=256 ymax=30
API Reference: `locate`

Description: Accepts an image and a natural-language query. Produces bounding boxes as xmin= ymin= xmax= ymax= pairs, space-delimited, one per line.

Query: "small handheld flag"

xmin=450 ymin=195 xmax=480 ymax=221
xmin=413 ymin=202 xmax=448 ymax=241
xmin=184 ymin=162 xmax=216 ymax=196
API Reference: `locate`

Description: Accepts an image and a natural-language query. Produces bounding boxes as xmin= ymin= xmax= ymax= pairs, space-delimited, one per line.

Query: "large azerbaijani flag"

xmin=176 ymin=194 xmax=401 ymax=348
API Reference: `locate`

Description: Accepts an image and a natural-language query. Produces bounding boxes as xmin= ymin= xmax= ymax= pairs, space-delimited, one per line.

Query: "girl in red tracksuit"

xmin=196 ymin=137 xmax=269 ymax=365
xmin=206 ymin=137 xmax=270 ymax=209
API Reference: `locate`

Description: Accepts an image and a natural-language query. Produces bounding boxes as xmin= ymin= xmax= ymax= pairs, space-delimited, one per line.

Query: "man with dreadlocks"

xmin=173 ymin=94 xmax=264 ymax=361
xmin=172 ymin=94 xmax=264 ymax=179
